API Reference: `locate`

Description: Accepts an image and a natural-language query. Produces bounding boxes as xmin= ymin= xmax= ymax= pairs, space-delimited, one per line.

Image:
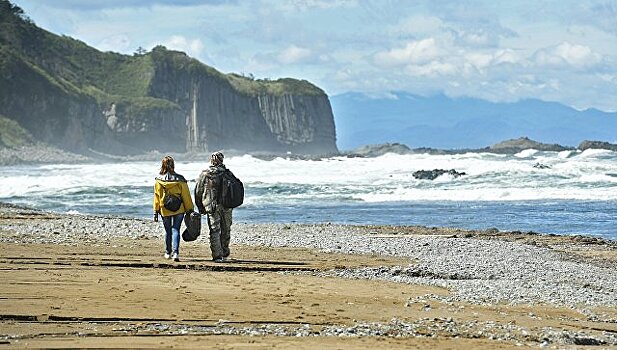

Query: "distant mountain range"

xmin=330 ymin=92 xmax=617 ymax=150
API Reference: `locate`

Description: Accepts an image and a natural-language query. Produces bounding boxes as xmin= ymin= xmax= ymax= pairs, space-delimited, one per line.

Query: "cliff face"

xmin=146 ymin=49 xmax=337 ymax=154
xmin=0 ymin=48 xmax=119 ymax=153
xmin=0 ymin=1 xmax=338 ymax=156
xmin=257 ymin=94 xmax=337 ymax=153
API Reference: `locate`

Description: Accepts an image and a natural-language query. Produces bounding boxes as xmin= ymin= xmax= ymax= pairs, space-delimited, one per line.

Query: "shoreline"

xmin=0 ymin=203 xmax=616 ymax=348
xmin=3 ymin=201 xmax=616 ymax=244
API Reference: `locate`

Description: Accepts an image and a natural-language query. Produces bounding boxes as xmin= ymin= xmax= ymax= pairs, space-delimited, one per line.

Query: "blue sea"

xmin=1 ymin=149 xmax=616 ymax=240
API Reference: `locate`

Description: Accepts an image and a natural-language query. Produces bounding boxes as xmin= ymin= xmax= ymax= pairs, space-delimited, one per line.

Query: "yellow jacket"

xmin=153 ymin=173 xmax=194 ymax=217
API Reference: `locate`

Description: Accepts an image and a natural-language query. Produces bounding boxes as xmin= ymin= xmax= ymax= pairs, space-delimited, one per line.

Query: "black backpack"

xmin=219 ymin=169 xmax=244 ymax=208
xmin=162 ymin=187 xmax=182 ymax=212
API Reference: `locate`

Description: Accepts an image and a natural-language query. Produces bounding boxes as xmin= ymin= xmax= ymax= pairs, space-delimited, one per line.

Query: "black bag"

xmin=220 ymin=169 xmax=244 ymax=208
xmin=163 ymin=188 xmax=182 ymax=212
xmin=182 ymin=211 xmax=201 ymax=242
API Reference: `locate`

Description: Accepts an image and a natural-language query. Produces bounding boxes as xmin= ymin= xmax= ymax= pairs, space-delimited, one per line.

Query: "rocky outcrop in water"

xmin=345 ymin=138 xmax=579 ymax=157
xmin=489 ymin=137 xmax=573 ymax=153
xmin=413 ymin=169 xmax=466 ymax=180
xmin=533 ymin=163 xmax=551 ymax=169
xmin=578 ymin=140 xmax=617 ymax=152
xmin=0 ymin=2 xmax=337 ymax=156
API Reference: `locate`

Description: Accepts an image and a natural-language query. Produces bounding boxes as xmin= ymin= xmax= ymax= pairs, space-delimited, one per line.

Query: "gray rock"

xmin=578 ymin=140 xmax=617 ymax=151
xmin=413 ymin=169 xmax=466 ymax=180
xmin=533 ymin=162 xmax=551 ymax=169
xmin=489 ymin=137 xmax=573 ymax=153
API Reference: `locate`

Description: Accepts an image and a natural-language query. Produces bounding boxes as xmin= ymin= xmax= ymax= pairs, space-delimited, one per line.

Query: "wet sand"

xmin=0 ymin=205 xmax=616 ymax=349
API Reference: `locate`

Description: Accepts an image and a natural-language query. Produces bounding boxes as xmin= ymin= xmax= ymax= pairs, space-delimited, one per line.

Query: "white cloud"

xmin=374 ymin=38 xmax=441 ymax=67
xmin=161 ymin=35 xmax=204 ymax=57
xmin=20 ymin=0 xmax=231 ymax=10
xmin=465 ymin=52 xmax=493 ymax=70
xmin=406 ymin=61 xmax=457 ymax=77
xmin=493 ymin=49 xmax=520 ymax=64
xmin=244 ymin=55 xmax=278 ymax=74
xmin=14 ymin=0 xmax=617 ymax=111
xmin=390 ymin=15 xmax=443 ymax=36
xmin=455 ymin=29 xmax=494 ymax=47
xmin=278 ymin=45 xmax=312 ymax=64
xmin=280 ymin=0 xmax=357 ymax=12
xmin=97 ymin=34 xmax=131 ymax=52
xmin=554 ymin=42 xmax=600 ymax=66
xmin=333 ymin=67 xmax=353 ymax=81
xmin=534 ymin=42 xmax=601 ymax=67
xmin=461 ymin=49 xmax=522 ymax=72
xmin=598 ymin=73 xmax=617 ymax=83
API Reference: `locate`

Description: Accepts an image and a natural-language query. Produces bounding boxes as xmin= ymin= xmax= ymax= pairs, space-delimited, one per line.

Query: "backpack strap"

xmin=216 ymin=169 xmax=226 ymax=205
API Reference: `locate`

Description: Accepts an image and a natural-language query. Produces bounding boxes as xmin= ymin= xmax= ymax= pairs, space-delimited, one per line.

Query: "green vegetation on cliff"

xmin=100 ymin=54 xmax=154 ymax=97
xmin=0 ymin=0 xmax=324 ymax=125
xmin=148 ymin=45 xmax=325 ymax=96
xmin=0 ymin=115 xmax=33 ymax=147
xmin=227 ymin=74 xmax=325 ymax=96
xmin=0 ymin=0 xmax=337 ymax=155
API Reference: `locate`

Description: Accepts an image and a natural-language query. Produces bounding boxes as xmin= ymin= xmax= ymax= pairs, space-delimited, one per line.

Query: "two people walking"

xmin=153 ymin=152 xmax=236 ymax=262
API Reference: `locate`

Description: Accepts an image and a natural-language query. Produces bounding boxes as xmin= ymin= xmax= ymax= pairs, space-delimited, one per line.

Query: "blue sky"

xmin=13 ymin=0 xmax=617 ymax=112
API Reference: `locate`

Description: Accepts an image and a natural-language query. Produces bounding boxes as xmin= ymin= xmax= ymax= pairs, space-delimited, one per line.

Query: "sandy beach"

xmin=0 ymin=203 xmax=616 ymax=349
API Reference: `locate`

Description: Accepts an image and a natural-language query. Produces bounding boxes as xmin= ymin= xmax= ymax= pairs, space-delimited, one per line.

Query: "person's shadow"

xmin=180 ymin=257 xmax=308 ymax=266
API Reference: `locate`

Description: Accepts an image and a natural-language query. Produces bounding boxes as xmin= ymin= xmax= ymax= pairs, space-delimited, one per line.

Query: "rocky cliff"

xmin=0 ymin=1 xmax=337 ymax=156
xmin=146 ymin=49 xmax=336 ymax=154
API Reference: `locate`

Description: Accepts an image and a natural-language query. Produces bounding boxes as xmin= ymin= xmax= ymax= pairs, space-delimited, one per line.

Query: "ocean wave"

xmin=558 ymin=150 xmax=578 ymax=158
xmin=579 ymin=174 xmax=617 ymax=183
xmin=579 ymin=148 xmax=615 ymax=158
xmin=514 ymin=149 xmax=539 ymax=158
xmin=1 ymin=152 xmax=616 ymax=205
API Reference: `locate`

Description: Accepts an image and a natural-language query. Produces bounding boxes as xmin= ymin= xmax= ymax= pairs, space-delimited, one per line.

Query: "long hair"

xmin=159 ymin=155 xmax=175 ymax=175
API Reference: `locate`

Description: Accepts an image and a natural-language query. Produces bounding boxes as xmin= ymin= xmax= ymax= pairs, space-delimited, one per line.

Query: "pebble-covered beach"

xmin=1 ymin=203 xmax=616 ymax=348
xmin=3 ymin=203 xmax=614 ymax=309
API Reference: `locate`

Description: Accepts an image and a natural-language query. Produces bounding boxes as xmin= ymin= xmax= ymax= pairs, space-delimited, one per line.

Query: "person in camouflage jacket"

xmin=194 ymin=151 xmax=233 ymax=262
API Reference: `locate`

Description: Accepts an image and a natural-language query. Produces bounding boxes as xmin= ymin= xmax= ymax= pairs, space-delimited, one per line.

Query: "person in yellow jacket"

xmin=153 ymin=156 xmax=194 ymax=262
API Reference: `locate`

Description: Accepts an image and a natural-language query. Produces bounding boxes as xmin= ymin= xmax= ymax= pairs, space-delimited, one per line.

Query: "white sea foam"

xmin=579 ymin=148 xmax=615 ymax=157
xmin=1 ymin=151 xmax=616 ymax=203
xmin=514 ymin=149 xmax=538 ymax=158
xmin=558 ymin=150 xmax=577 ymax=158
xmin=579 ymin=173 xmax=617 ymax=183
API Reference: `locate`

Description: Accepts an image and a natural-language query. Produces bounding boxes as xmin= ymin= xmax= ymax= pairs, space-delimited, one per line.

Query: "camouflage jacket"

xmin=194 ymin=164 xmax=226 ymax=214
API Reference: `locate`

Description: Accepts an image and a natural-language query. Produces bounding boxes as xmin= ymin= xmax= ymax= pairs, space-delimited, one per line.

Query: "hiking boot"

xmin=172 ymin=253 xmax=179 ymax=262
xmin=213 ymin=257 xmax=224 ymax=263
xmin=164 ymin=252 xmax=171 ymax=259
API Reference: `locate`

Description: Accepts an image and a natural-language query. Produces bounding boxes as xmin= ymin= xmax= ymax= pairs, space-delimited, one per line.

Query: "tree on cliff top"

xmin=0 ymin=0 xmax=31 ymax=23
